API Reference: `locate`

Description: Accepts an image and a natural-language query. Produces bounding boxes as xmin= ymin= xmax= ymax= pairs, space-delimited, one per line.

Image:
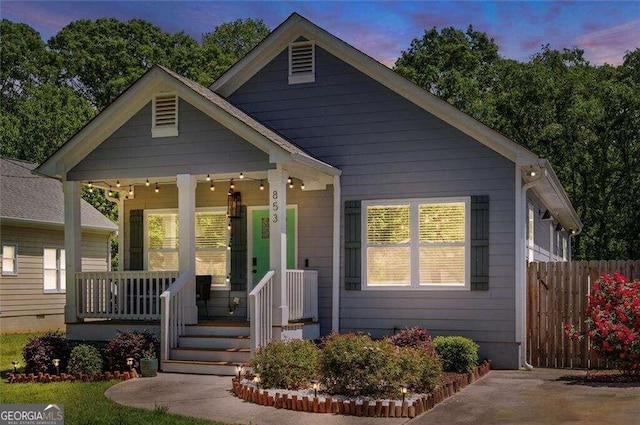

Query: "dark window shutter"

xmin=129 ymin=209 xmax=144 ymax=270
xmin=345 ymin=200 xmax=361 ymax=290
xmin=230 ymin=206 xmax=247 ymax=291
xmin=470 ymin=196 xmax=489 ymax=290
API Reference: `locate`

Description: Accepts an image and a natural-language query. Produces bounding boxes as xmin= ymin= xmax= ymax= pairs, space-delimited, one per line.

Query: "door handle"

xmin=252 ymin=269 xmax=257 ymax=274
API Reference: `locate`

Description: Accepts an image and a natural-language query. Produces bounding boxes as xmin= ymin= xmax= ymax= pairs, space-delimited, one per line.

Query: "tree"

xmin=201 ymin=18 xmax=269 ymax=85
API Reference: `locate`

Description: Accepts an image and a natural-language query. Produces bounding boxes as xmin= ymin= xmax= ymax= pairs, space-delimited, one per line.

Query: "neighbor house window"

xmin=145 ymin=209 xmax=229 ymax=288
xmin=2 ymin=244 xmax=17 ymax=275
xmin=362 ymin=198 xmax=470 ymax=289
xmin=43 ymin=247 xmax=65 ymax=293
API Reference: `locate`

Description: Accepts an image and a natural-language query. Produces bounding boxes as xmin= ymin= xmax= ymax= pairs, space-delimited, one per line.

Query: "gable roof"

xmin=212 ymin=13 xmax=582 ymax=233
xmin=1 ymin=158 xmax=117 ymax=232
xmin=35 ymin=65 xmax=339 ymax=181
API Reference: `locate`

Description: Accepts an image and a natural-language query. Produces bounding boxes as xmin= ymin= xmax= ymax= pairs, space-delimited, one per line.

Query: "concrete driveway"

xmin=106 ymin=368 xmax=640 ymax=425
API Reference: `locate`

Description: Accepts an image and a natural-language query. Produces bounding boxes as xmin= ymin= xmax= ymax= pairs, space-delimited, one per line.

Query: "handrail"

xmin=160 ymin=272 xmax=190 ymax=362
xmin=249 ymin=270 xmax=275 ymax=355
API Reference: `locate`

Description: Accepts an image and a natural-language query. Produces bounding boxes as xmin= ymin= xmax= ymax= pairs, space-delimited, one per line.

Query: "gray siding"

xmin=69 ymin=101 xmax=271 ymax=181
xmin=122 ymin=181 xmax=334 ymax=332
xmin=229 ymin=47 xmax=518 ymax=367
xmin=0 ymin=225 xmax=110 ymax=332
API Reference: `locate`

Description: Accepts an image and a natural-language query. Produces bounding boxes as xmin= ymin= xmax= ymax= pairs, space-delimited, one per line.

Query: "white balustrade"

xmin=76 ymin=271 xmax=178 ymax=320
xmin=286 ymin=270 xmax=318 ymax=322
xmin=160 ymin=272 xmax=190 ymax=362
xmin=249 ymin=270 xmax=274 ymax=355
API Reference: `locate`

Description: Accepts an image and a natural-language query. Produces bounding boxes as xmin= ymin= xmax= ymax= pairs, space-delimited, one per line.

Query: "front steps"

xmin=161 ymin=321 xmax=250 ymax=376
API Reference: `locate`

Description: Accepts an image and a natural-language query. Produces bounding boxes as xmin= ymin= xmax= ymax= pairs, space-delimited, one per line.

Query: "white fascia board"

xmin=36 ymin=70 xmax=164 ymax=179
xmin=212 ymin=14 xmax=539 ymax=164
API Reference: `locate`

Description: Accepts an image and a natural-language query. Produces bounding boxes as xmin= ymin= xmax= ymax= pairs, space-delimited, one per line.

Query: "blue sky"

xmin=3 ymin=1 xmax=639 ymax=66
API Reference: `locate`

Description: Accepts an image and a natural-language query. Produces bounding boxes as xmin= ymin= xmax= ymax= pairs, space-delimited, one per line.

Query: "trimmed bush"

xmin=319 ymin=333 xmax=402 ymax=398
xmin=22 ymin=331 xmax=71 ymax=374
xmin=389 ymin=326 xmax=436 ymax=356
xmin=68 ymin=344 xmax=103 ymax=375
xmin=433 ymin=336 xmax=479 ymax=373
xmin=251 ymin=339 xmax=319 ymax=389
xmin=398 ymin=347 xmax=442 ymax=392
xmin=103 ymin=330 xmax=158 ymax=371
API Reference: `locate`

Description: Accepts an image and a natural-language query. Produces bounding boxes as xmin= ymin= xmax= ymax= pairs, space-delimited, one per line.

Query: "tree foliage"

xmin=396 ymin=28 xmax=640 ymax=260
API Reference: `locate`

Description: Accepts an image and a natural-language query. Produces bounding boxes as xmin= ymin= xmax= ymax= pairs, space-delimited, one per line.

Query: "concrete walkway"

xmin=105 ymin=369 xmax=640 ymax=425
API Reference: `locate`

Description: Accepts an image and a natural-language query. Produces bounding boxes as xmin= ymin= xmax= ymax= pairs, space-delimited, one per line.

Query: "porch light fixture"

xmin=53 ymin=358 xmax=60 ymax=375
xmin=556 ymin=223 xmax=563 ymax=232
xmin=570 ymin=229 xmax=576 ymax=235
xmin=528 ymin=171 xmax=536 ymax=177
xmin=108 ymin=186 xmax=113 ymax=197
xmin=206 ymin=174 xmax=211 ymax=181
xmin=210 ymin=181 xmax=215 ymax=191
xmin=400 ymin=384 xmax=408 ymax=403
xmin=235 ymin=365 xmax=243 ymax=380
xmin=116 ymin=179 xmax=121 ymax=188
xmin=11 ymin=361 xmax=18 ymax=373
xmin=310 ymin=379 xmax=319 ymax=398
xmin=155 ymin=182 xmax=160 ymax=193
xmin=227 ymin=191 xmax=242 ymax=219
xmin=128 ymin=185 xmax=133 ymax=196
xmin=146 ymin=179 xmax=150 ymax=187
xmin=540 ymin=209 xmax=552 ymax=220
xmin=239 ymin=172 xmax=244 ymax=179
xmin=253 ymin=374 xmax=261 ymax=390
xmin=260 ymin=180 xmax=264 ymax=191
xmin=88 ymin=181 xmax=93 ymax=193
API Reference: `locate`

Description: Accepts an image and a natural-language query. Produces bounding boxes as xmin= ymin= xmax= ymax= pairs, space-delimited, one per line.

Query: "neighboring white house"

xmin=0 ymin=157 xmax=116 ymax=333
xmin=34 ymin=13 xmax=581 ymax=372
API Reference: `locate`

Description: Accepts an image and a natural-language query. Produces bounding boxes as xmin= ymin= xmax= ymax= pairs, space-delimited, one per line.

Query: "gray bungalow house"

xmin=0 ymin=158 xmax=116 ymax=332
xmin=35 ymin=14 xmax=581 ymax=372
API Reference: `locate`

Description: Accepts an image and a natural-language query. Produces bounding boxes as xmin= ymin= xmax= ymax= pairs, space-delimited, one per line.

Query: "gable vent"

xmin=152 ymin=93 xmax=179 ymax=138
xmin=288 ymin=41 xmax=315 ymax=85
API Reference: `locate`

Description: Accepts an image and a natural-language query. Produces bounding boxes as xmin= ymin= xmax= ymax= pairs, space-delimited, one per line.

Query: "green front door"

xmin=251 ymin=208 xmax=296 ymax=287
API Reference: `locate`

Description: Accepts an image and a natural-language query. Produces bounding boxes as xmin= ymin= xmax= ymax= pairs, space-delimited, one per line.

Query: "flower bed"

xmin=6 ymin=369 xmax=139 ymax=384
xmin=230 ymin=360 xmax=491 ymax=418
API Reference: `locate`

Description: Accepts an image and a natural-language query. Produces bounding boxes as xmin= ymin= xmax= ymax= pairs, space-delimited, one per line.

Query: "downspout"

xmin=331 ymin=175 xmax=341 ymax=333
xmin=516 ymin=165 xmax=544 ymax=371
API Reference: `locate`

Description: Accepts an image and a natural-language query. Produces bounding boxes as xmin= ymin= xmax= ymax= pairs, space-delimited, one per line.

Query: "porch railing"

xmin=160 ymin=272 xmax=190 ymax=362
xmin=76 ymin=271 xmax=178 ymax=320
xmin=286 ymin=269 xmax=318 ymax=322
xmin=249 ymin=270 xmax=274 ymax=355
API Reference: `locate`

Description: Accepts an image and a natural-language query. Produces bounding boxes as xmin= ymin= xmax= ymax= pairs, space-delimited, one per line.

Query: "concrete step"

xmin=183 ymin=321 xmax=250 ymax=337
xmin=161 ymin=359 xmax=244 ymax=376
xmin=177 ymin=335 xmax=251 ymax=350
xmin=170 ymin=347 xmax=251 ymax=363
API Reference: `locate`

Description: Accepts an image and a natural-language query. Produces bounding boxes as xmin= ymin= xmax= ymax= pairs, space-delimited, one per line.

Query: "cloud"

xmin=576 ymin=18 xmax=640 ymax=65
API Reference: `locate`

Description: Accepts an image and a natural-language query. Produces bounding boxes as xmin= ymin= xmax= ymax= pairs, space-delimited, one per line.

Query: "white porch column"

xmin=117 ymin=198 xmax=124 ymax=271
xmin=177 ymin=174 xmax=198 ymax=324
xmin=268 ymin=168 xmax=289 ymax=327
xmin=63 ymin=180 xmax=82 ymax=323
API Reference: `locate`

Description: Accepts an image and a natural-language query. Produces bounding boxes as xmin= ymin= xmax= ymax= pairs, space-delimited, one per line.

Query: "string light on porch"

xmin=128 ymin=185 xmax=133 ymax=196
xmin=116 ymin=179 xmax=121 ymax=188
xmin=239 ymin=172 xmax=244 ymax=179
xmin=230 ymin=179 xmax=235 ymax=190
xmin=88 ymin=181 xmax=93 ymax=193
xmin=260 ymin=180 xmax=264 ymax=191
xmin=206 ymin=174 xmax=211 ymax=181
xmin=108 ymin=186 xmax=113 ymax=197
xmin=301 ymin=181 xmax=305 ymax=190
xmin=155 ymin=182 xmax=160 ymax=193
xmin=146 ymin=179 xmax=150 ymax=187
xmin=210 ymin=181 xmax=215 ymax=191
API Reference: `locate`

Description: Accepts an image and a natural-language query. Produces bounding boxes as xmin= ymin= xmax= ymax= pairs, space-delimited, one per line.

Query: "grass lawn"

xmin=0 ymin=333 xmax=229 ymax=425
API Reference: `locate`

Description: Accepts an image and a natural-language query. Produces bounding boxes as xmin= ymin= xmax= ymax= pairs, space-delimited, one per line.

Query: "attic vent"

xmin=152 ymin=93 xmax=178 ymax=138
xmin=288 ymin=41 xmax=315 ymax=85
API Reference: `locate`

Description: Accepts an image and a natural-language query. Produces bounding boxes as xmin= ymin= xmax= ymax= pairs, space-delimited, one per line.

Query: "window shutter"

xmin=230 ymin=206 xmax=247 ymax=291
xmin=345 ymin=200 xmax=361 ymax=290
xmin=470 ymin=196 xmax=489 ymax=290
xmin=130 ymin=209 xmax=144 ymax=270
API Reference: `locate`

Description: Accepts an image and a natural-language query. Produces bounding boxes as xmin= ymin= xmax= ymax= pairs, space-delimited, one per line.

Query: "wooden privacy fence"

xmin=527 ymin=260 xmax=640 ymax=369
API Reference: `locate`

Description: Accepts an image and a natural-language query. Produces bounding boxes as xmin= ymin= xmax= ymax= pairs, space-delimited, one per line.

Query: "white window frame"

xmin=288 ymin=41 xmax=315 ymax=85
xmin=144 ymin=207 xmax=230 ymax=290
xmin=2 ymin=243 xmax=18 ymax=276
xmin=151 ymin=92 xmax=179 ymax=138
xmin=362 ymin=197 xmax=471 ymax=291
xmin=43 ymin=247 xmax=65 ymax=293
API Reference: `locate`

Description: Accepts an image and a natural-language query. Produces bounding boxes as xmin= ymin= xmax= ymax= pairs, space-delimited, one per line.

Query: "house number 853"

xmin=272 ymin=191 xmax=279 ymax=222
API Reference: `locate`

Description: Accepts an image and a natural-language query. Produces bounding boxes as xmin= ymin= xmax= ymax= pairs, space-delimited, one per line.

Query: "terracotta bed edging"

xmin=5 ymin=369 xmax=139 ymax=384
xmin=231 ymin=359 xmax=491 ymax=418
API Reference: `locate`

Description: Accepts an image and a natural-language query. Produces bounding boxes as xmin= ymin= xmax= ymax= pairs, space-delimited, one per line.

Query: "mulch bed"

xmin=584 ymin=369 xmax=640 ymax=384
xmin=5 ymin=369 xmax=139 ymax=383
xmin=231 ymin=360 xmax=491 ymax=418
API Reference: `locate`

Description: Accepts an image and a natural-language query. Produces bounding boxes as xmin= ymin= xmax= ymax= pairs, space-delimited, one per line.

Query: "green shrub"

xmin=22 ymin=331 xmax=71 ymax=374
xmin=319 ymin=333 xmax=402 ymax=398
xmin=251 ymin=339 xmax=319 ymax=390
xmin=103 ymin=330 xmax=158 ymax=371
xmin=433 ymin=336 xmax=479 ymax=373
xmin=68 ymin=344 xmax=103 ymax=375
xmin=398 ymin=347 xmax=442 ymax=392
xmin=389 ymin=326 xmax=436 ymax=356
